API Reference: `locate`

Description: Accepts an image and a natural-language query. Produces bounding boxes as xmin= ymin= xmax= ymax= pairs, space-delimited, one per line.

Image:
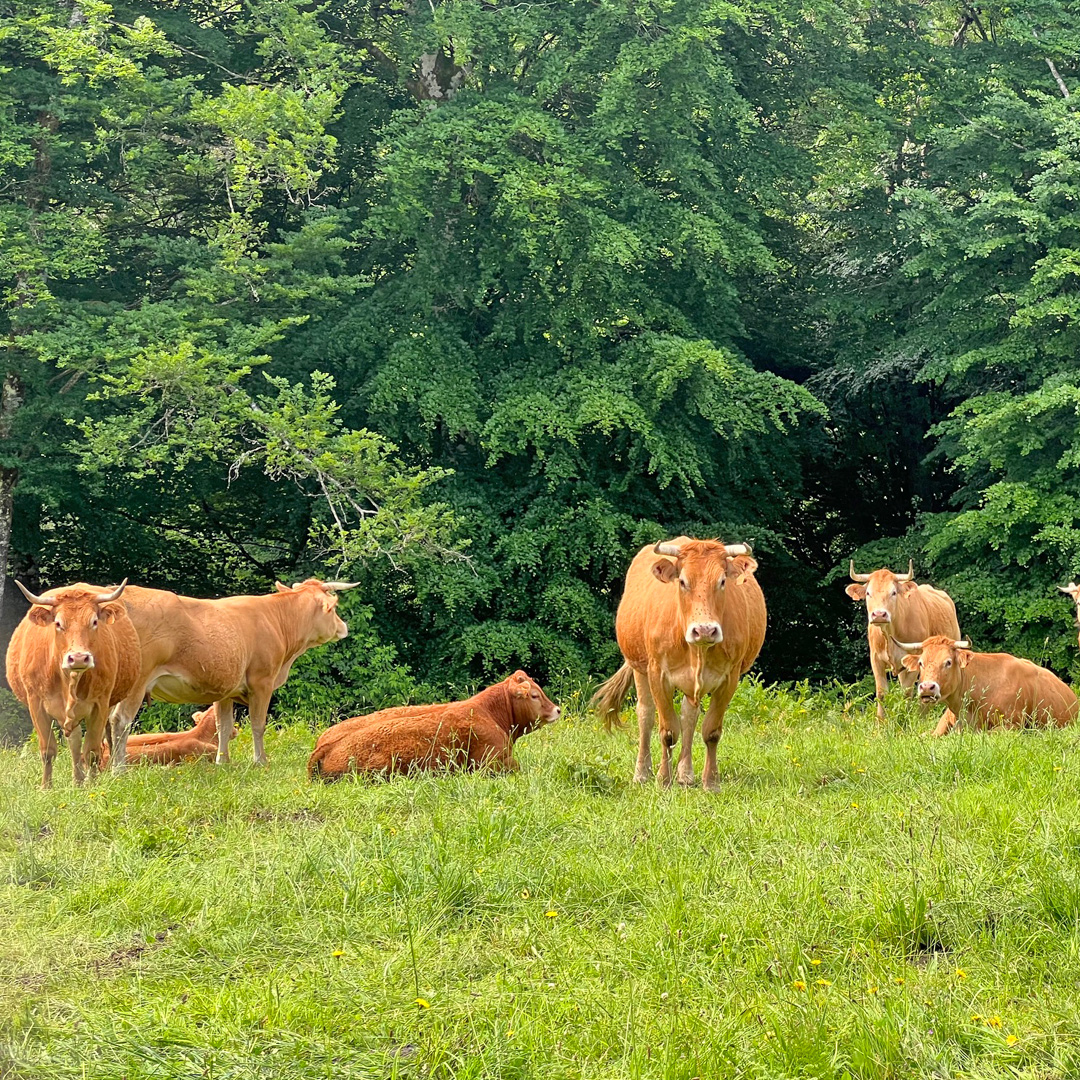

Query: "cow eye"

xmin=891 ymin=588 xmax=897 ymax=596
xmin=944 ymin=659 xmax=952 ymax=668
xmin=679 ymin=577 xmax=689 ymax=591
xmin=718 ymin=577 xmax=726 ymax=590
xmin=90 ymin=617 xmax=98 ymax=629
xmin=54 ymin=620 xmax=63 ymax=631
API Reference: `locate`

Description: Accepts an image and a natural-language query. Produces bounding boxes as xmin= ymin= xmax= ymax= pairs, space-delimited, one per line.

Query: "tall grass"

xmin=1 ymin=681 xmax=1078 ymax=1078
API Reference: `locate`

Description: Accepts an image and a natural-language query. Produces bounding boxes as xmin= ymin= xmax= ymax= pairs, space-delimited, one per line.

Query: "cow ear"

xmin=956 ymin=648 xmax=973 ymax=668
xmin=28 ymin=605 xmax=52 ymax=626
xmin=898 ymin=580 xmax=919 ymax=596
xmin=511 ymin=670 xmax=529 ymax=683
xmin=900 ymin=654 xmax=920 ymax=672
xmin=652 ymin=559 xmax=678 ymax=583
xmin=845 ymin=583 xmax=866 ymax=601
xmin=511 ymin=684 xmax=530 ymax=698
xmin=727 ymin=554 xmax=758 ymax=585
xmin=275 ymin=581 xmax=292 ymax=594
xmin=100 ymin=603 xmax=120 ymax=624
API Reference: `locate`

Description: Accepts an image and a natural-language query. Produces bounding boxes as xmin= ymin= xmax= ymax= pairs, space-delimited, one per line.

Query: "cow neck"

xmin=267 ymin=589 xmax=326 ymax=661
xmin=467 ymin=680 xmax=514 ymax=734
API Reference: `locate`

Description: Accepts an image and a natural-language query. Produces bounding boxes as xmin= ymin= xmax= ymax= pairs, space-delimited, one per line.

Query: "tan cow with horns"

xmin=6 ymin=580 xmax=140 ymax=787
xmin=846 ymin=560 xmax=961 ymax=722
xmin=591 ymin=537 xmax=766 ymax=790
xmin=109 ymin=579 xmax=357 ymax=767
xmin=895 ymin=635 xmax=1077 ymax=734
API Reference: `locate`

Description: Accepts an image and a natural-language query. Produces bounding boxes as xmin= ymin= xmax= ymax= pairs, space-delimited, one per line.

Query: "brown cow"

xmin=307 ymin=670 xmax=559 ymax=781
xmin=109 ymin=579 xmax=356 ymax=768
xmin=590 ymin=537 xmax=765 ymax=791
xmin=896 ymin=635 xmax=1078 ymax=734
xmin=1058 ymin=582 xmax=1080 ymax=650
xmin=101 ymin=707 xmax=233 ymax=766
xmin=6 ymin=581 xmax=139 ymax=788
xmin=846 ymin=560 xmax=961 ymax=722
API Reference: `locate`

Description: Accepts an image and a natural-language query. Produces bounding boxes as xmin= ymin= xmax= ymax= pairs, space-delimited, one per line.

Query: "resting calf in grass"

xmin=307 ymin=671 xmax=560 ymax=780
xmin=102 ymin=707 xmax=233 ymax=766
xmin=896 ymin=635 xmax=1078 ymax=735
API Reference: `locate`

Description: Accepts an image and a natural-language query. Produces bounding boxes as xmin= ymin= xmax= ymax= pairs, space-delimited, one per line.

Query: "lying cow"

xmin=846 ymin=560 xmax=961 ymax=722
xmin=102 ymin=708 xmax=233 ymax=766
xmin=896 ymin=635 xmax=1078 ymax=734
xmin=109 ymin=579 xmax=357 ymax=768
xmin=591 ymin=537 xmax=765 ymax=790
xmin=6 ymin=581 xmax=139 ymax=787
xmin=307 ymin=670 xmax=560 ymax=781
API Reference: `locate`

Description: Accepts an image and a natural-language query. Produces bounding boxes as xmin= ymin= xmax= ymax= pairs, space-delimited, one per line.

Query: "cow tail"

xmin=307 ymin=745 xmax=325 ymax=781
xmin=590 ymin=662 xmax=635 ymax=732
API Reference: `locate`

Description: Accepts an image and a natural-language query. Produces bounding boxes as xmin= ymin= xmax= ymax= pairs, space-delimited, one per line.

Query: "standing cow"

xmin=846 ymin=560 xmax=961 ymax=721
xmin=895 ymin=635 xmax=1078 ymax=733
xmin=6 ymin=581 xmax=139 ymax=788
xmin=1057 ymin=582 xmax=1080 ymax=650
xmin=591 ymin=537 xmax=765 ymax=790
xmin=109 ymin=579 xmax=356 ymax=768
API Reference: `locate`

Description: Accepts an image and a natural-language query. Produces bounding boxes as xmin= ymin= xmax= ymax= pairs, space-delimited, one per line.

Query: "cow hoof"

xmin=702 ymin=778 xmax=722 ymax=793
xmin=657 ymin=773 xmax=672 ymax=790
xmin=676 ymin=772 xmax=696 ymax=788
xmin=633 ymin=770 xmax=653 ymax=784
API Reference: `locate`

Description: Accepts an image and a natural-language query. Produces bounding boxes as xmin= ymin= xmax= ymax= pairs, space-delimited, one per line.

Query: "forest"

xmin=4 ymin=0 xmax=1080 ymax=709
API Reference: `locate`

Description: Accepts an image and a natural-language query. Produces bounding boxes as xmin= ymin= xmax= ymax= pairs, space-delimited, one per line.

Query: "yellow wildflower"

xmin=816 ymin=979 xmax=832 ymax=987
xmin=894 ymin=977 xmax=904 ymax=985
xmin=1006 ymin=1034 xmax=1018 ymax=1046
xmin=987 ymin=1016 xmax=1002 ymax=1029
xmin=793 ymin=980 xmax=806 ymax=991
xmin=415 ymin=998 xmax=430 ymax=1009
xmin=545 ymin=910 xmax=558 ymax=918
xmin=331 ymin=949 xmax=345 ymax=958
xmin=955 ymin=968 xmax=966 ymax=979
xmin=810 ymin=959 xmax=821 ymax=966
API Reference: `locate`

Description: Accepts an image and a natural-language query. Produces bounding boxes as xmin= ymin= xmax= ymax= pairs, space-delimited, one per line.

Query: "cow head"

xmin=846 ymin=560 xmax=916 ymax=627
xmin=1059 ymin=582 xmax=1080 ymax=620
xmin=651 ymin=539 xmax=757 ymax=646
xmin=506 ymin=670 xmax=560 ymax=736
xmin=896 ymin=635 xmax=972 ymax=704
xmin=16 ymin=580 xmax=128 ymax=673
xmin=276 ymin=579 xmax=357 ymax=643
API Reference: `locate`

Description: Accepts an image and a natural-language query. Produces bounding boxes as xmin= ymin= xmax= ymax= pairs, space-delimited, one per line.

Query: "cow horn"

xmin=323 ymin=581 xmax=361 ymax=592
xmin=15 ymin=580 xmax=57 ymax=608
xmin=654 ymin=541 xmax=682 ymax=557
xmin=724 ymin=543 xmax=752 ymax=557
xmin=849 ymin=560 xmax=872 ymax=583
xmin=1058 ymin=583 xmax=1079 ymax=595
xmin=895 ymin=559 xmax=915 ymax=582
xmin=94 ymin=579 xmax=128 ymax=604
xmin=953 ymin=639 xmax=970 ymax=649
xmin=893 ymin=640 xmax=926 ymax=653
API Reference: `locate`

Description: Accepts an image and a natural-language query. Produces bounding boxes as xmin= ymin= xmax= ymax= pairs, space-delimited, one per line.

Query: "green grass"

xmin=2 ymin=680 xmax=1080 ymax=1078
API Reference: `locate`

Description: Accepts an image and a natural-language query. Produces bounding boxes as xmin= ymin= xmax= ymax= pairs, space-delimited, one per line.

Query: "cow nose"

xmin=685 ymin=623 xmax=722 ymax=644
xmin=869 ymin=609 xmax=890 ymax=623
xmin=918 ymin=680 xmax=940 ymax=699
xmin=336 ymin=621 xmax=348 ymax=640
xmin=548 ymin=706 xmax=561 ymax=722
xmin=63 ymin=652 xmax=94 ymax=670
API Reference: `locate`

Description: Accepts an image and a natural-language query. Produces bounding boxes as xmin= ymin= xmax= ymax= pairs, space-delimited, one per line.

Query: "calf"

xmin=897 ymin=635 xmax=1078 ymax=734
xmin=307 ymin=671 xmax=560 ymax=780
xmin=102 ymin=707 xmax=233 ymax=766
xmin=6 ymin=581 xmax=139 ymax=787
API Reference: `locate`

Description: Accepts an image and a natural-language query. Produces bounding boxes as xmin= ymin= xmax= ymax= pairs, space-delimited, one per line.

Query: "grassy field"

xmin=2 ymin=679 xmax=1080 ymax=1079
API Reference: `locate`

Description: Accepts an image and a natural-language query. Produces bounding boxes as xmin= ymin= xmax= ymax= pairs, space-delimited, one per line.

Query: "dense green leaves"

xmin=4 ymin=0 xmax=1080 ymax=700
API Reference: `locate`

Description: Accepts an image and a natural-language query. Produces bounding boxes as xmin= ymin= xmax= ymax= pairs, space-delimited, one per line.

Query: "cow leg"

xmin=675 ymin=696 xmax=699 ymax=787
xmin=28 ymin=702 xmax=57 ymax=790
xmin=84 ymin=706 xmax=109 ymax=779
xmin=870 ymin=646 xmax=890 ymax=723
xmin=932 ymin=708 xmax=959 ymax=737
xmin=701 ymin=678 xmax=738 ymax=792
xmin=215 ymin=700 xmax=237 ymax=764
xmin=248 ymin=688 xmax=273 ymax=766
xmin=66 ymin=726 xmax=86 ymax=786
xmin=648 ymin=669 xmax=678 ymax=789
xmin=632 ymin=670 xmax=656 ymax=784
xmin=108 ymin=689 xmax=143 ymax=770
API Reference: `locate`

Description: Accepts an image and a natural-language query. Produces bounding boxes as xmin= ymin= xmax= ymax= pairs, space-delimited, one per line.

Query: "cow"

xmin=590 ymin=537 xmax=765 ymax=791
xmin=109 ymin=579 xmax=357 ymax=768
xmin=307 ymin=670 xmax=560 ymax=781
xmin=1058 ymin=582 xmax=1080 ymax=649
xmin=846 ymin=560 xmax=961 ymax=722
xmin=895 ymin=635 xmax=1078 ymax=734
xmin=5 ymin=580 xmax=139 ymax=788
xmin=101 ymin=707 xmax=233 ymax=766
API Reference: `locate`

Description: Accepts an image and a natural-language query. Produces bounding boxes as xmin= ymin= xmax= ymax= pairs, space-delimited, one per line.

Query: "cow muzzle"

xmin=335 ymin=620 xmax=348 ymax=641
xmin=545 ymin=706 xmax=561 ymax=723
xmin=869 ymin=610 xmax=891 ymax=625
xmin=917 ymin=680 xmax=940 ymax=703
xmin=685 ymin=622 xmax=722 ymax=645
xmin=62 ymin=652 xmax=95 ymax=672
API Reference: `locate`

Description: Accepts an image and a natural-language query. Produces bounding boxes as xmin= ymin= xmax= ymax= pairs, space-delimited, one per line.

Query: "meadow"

xmin=2 ymin=680 xmax=1080 ymax=1080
